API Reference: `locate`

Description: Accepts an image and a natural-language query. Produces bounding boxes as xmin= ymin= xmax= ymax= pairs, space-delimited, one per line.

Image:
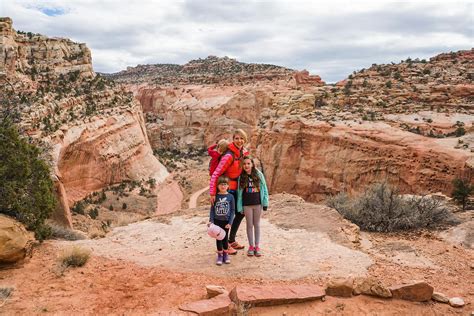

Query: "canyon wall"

xmin=1 ymin=18 xmax=171 ymax=226
xmin=113 ymin=51 xmax=473 ymax=201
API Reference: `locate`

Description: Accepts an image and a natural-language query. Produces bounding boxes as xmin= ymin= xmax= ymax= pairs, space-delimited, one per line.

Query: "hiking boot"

xmin=223 ymin=251 xmax=231 ymax=264
xmin=254 ymin=246 xmax=262 ymax=257
xmin=227 ymin=246 xmax=237 ymax=255
xmin=230 ymin=241 xmax=245 ymax=250
xmin=247 ymin=246 xmax=255 ymax=256
xmin=216 ymin=252 xmax=223 ymax=266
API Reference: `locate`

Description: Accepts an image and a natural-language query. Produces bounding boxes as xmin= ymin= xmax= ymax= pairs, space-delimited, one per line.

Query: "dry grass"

xmin=49 ymin=223 xmax=86 ymax=241
xmin=59 ymin=246 xmax=91 ymax=268
xmin=0 ymin=287 xmax=14 ymax=307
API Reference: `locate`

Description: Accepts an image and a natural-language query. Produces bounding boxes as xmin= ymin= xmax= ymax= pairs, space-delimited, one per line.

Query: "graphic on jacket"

xmin=209 ymin=193 xmax=235 ymax=224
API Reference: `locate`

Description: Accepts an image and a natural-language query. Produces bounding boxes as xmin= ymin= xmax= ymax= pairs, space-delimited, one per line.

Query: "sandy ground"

xmin=1 ymin=188 xmax=473 ymax=315
xmin=64 ymin=213 xmax=373 ymax=280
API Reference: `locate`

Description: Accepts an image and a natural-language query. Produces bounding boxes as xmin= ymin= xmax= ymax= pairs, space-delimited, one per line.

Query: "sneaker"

xmin=230 ymin=241 xmax=245 ymax=250
xmin=223 ymin=251 xmax=231 ymax=264
xmin=247 ymin=246 xmax=255 ymax=256
xmin=254 ymin=246 xmax=262 ymax=257
xmin=216 ymin=252 xmax=223 ymax=266
xmin=227 ymin=246 xmax=237 ymax=255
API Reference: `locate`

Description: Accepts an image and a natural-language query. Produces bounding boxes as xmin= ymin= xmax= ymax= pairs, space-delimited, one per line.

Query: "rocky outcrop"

xmin=55 ymin=109 xmax=168 ymax=206
xmin=134 ymin=84 xmax=276 ymax=150
xmin=1 ymin=18 xmax=173 ymax=223
xmin=294 ymin=70 xmax=325 ymax=85
xmin=0 ymin=215 xmax=34 ymax=264
xmin=106 ymin=55 xmax=295 ymax=85
xmin=112 ymin=48 xmax=473 ymax=200
xmin=1 ymin=18 xmax=93 ymax=78
xmin=255 ymin=118 xmax=471 ymax=200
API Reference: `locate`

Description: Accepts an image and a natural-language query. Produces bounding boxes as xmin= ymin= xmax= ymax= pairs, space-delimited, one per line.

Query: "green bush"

xmin=0 ymin=120 xmax=56 ymax=240
xmin=452 ymin=178 xmax=473 ymax=210
xmin=327 ymin=181 xmax=452 ymax=232
xmin=89 ymin=207 xmax=99 ymax=219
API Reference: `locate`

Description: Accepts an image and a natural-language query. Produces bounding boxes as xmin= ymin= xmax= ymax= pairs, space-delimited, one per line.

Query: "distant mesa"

xmin=105 ymin=55 xmax=324 ymax=85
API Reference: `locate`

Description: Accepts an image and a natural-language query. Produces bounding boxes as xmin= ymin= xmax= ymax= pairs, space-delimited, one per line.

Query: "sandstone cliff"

xmin=111 ymin=49 xmax=473 ymax=201
xmin=1 ymin=18 xmax=170 ymax=226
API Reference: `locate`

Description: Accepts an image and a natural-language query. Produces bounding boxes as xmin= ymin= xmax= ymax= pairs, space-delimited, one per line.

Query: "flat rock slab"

xmin=390 ymin=281 xmax=433 ymax=302
xmin=230 ymin=284 xmax=325 ymax=307
xmin=179 ymin=294 xmax=233 ymax=316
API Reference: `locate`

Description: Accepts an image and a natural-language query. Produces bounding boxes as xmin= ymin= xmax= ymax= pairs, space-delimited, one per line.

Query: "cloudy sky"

xmin=2 ymin=0 xmax=473 ymax=82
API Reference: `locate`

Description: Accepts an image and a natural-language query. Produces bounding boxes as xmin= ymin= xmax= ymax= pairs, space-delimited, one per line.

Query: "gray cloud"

xmin=3 ymin=0 xmax=473 ymax=82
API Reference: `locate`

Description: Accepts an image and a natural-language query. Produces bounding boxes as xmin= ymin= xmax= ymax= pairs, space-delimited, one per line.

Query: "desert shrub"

xmin=89 ymin=207 xmax=99 ymax=219
xmin=49 ymin=223 xmax=86 ymax=241
xmin=122 ymin=203 xmax=127 ymax=210
xmin=59 ymin=246 xmax=91 ymax=267
xmin=0 ymin=119 xmax=56 ymax=240
xmin=327 ymin=181 xmax=451 ymax=232
xmin=71 ymin=201 xmax=85 ymax=215
xmin=452 ymin=177 xmax=473 ymax=210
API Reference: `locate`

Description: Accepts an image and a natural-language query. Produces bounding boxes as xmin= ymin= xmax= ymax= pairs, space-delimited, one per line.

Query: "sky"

xmin=2 ymin=0 xmax=473 ymax=82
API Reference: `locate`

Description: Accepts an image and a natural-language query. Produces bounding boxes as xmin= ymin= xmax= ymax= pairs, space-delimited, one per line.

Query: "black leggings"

xmin=228 ymin=189 xmax=244 ymax=244
xmin=214 ymin=219 xmax=229 ymax=251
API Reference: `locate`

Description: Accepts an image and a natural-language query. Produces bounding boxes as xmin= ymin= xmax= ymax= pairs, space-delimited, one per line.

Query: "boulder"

xmin=389 ymin=281 xmax=433 ymax=302
xmin=325 ymin=278 xmax=354 ymax=297
xmin=0 ymin=215 xmax=34 ymax=264
xmin=230 ymin=284 xmax=325 ymax=307
xmin=179 ymin=293 xmax=233 ymax=316
xmin=353 ymin=277 xmax=392 ymax=298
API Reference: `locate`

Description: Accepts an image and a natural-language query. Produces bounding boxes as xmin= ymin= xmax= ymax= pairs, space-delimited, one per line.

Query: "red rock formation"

xmin=255 ymin=119 xmax=471 ymax=201
xmin=1 ymin=18 xmax=174 ymax=224
xmin=294 ymin=70 xmax=325 ymax=85
xmin=113 ymin=46 xmax=473 ymax=201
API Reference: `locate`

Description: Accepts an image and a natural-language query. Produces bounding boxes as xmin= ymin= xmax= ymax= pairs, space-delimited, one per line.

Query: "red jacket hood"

xmin=228 ymin=142 xmax=245 ymax=157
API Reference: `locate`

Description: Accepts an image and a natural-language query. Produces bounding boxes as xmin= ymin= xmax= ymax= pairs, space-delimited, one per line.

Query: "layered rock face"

xmin=1 ymin=18 xmax=169 ymax=224
xmin=113 ymin=49 xmax=472 ymax=200
xmin=255 ymin=118 xmax=471 ymax=200
xmin=132 ymin=84 xmax=277 ymax=149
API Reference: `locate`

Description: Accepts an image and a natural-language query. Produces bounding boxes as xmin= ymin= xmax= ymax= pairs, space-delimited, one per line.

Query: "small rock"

xmin=353 ymin=277 xmax=392 ymax=298
xmin=432 ymin=292 xmax=449 ymax=303
xmin=206 ymin=285 xmax=228 ymax=298
xmin=389 ymin=281 xmax=433 ymax=302
xmin=449 ymin=297 xmax=465 ymax=308
xmin=179 ymin=293 xmax=233 ymax=315
xmin=325 ymin=278 xmax=354 ymax=298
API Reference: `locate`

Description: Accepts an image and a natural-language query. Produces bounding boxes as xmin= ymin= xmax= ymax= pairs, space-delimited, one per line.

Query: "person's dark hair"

xmin=217 ymin=176 xmax=229 ymax=185
xmin=240 ymin=157 xmax=261 ymax=189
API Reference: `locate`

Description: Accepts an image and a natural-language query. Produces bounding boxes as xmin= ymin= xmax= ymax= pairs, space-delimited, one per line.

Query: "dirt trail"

xmin=188 ymin=187 xmax=208 ymax=209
